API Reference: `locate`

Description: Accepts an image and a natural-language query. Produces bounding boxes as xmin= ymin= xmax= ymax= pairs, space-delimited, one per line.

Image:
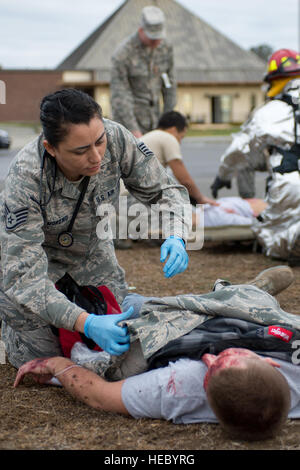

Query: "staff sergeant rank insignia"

xmin=5 ymin=203 xmax=29 ymax=231
xmin=137 ymin=141 xmax=154 ymax=158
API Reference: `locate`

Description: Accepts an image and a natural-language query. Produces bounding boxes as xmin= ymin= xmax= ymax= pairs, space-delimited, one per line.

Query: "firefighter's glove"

xmin=160 ymin=236 xmax=189 ymax=278
xmin=210 ymin=176 xmax=231 ymax=198
xmin=83 ymin=307 xmax=133 ymax=356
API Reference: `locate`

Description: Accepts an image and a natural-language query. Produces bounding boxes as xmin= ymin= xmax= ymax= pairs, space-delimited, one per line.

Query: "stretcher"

xmin=186 ymin=224 xmax=255 ymax=251
xmin=189 ymin=198 xmax=258 ymax=245
xmin=204 ymin=224 xmax=255 ymax=242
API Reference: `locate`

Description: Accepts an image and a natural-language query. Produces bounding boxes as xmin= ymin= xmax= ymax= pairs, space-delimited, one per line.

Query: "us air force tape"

xmin=5 ymin=203 xmax=29 ymax=231
xmin=137 ymin=141 xmax=154 ymax=158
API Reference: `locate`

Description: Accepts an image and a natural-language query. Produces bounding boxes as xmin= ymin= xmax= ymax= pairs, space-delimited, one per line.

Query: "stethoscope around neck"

xmin=39 ymin=147 xmax=90 ymax=248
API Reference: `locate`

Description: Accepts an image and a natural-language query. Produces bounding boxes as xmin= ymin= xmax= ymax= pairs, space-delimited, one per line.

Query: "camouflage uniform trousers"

xmin=0 ymin=277 xmax=62 ymax=369
xmin=236 ymin=159 xmax=267 ymax=199
xmin=1 ymin=321 xmax=62 ymax=369
xmin=236 ymin=166 xmax=256 ymax=199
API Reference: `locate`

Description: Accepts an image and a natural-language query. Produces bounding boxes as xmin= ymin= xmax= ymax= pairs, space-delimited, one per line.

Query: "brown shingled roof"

xmin=57 ymin=0 xmax=265 ymax=83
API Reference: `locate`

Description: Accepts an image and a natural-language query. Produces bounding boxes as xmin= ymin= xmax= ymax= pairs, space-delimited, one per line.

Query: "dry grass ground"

xmin=1 ymin=240 xmax=300 ymax=451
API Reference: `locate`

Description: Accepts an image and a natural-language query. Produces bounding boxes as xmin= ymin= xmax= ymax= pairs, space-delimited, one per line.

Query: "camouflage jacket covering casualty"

xmin=125 ymin=281 xmax=300 ymax=359
xmin=110 ymin=32 xmax=176 ymax=134
xmin=0 ymin=119 xmax=190 ymax=332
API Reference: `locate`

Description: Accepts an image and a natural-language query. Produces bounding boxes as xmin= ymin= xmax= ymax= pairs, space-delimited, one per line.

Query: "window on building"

xmin=211 ymin=95 xmax=232 ymax=123
xmin=73 ymin=86 xmax=95 ymax=98
xmin=250 ymin=93 xmax=257 ymax=112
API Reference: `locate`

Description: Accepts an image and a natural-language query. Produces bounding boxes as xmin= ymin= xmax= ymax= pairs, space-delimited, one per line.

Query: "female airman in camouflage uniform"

xmin=0 ymin=89 xmax=190 ymax=368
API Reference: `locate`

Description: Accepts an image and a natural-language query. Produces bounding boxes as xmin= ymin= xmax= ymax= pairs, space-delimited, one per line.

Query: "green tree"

xmin=250 ymin=44 xmax=274 ymax=62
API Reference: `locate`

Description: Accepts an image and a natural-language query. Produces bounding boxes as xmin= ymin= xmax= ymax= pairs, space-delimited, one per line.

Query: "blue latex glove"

xmin=160 ymin=236 xmax=189 ymax=278
xmin=83 ymin=307 xmax=133 ymax=356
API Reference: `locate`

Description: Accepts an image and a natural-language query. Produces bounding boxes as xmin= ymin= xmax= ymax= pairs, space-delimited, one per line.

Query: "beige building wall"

xmin=61 ymin=72 xmax=265 ymax=125
xmin=94 ymin=85 xmax=111 ymax=118
xmin=61 ymin=73 xmax=111 ymax=119
xmin=176 ymin=84 xmax=265 ymax=124
xmin=62 ymin=71 xmax=93 ymax=83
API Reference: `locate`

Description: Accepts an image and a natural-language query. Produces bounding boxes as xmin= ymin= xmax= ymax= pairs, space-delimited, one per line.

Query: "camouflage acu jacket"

xmin=125 ymin=281 xmax=300 ymax=359
xmin=110 ymin=32 xmax=176 ymax=134
xmin=0 ymin=119 xmax=190 ymax=332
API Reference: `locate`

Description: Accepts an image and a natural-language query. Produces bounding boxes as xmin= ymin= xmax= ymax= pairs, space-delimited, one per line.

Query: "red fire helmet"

xmin=264 ymin=49 xmax=300 ymax=83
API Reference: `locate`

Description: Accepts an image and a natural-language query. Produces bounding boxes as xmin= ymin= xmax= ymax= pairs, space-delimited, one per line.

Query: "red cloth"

xmin=58 ymin=285 xmax=122 ymax=358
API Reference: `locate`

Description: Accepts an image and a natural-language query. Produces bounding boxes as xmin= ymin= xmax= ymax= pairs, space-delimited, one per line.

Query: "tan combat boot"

xmin=247 ymin=266 xmax=294 ymax=296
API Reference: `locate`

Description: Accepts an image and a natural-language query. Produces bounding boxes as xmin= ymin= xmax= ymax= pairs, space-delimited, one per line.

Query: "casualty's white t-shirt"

xmin=122 ymin=357 xmax=300 ymax=423
xmin=199 ymin=197 xmax=255 ymax=227
xmin=119 ymin=130 xmax=183 ymax=196
xmin=140 ymin=130 xmax=183 ymax=168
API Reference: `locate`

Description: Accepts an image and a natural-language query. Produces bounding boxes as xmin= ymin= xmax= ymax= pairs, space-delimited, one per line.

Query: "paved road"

xmin=0 ymin=137 xmax=268 ymax=198
xmin=181 ymin=137 xmax=268 ymax=199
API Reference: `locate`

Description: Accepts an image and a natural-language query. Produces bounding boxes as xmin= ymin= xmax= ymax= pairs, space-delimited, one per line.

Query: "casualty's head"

xmin=203 ymin=348 xmax=291 ymax=441
xmin=138 ymin=6 xmax=166 ymax=48
xmin=264 ymin=48 xmax=300 ymax=98
xmin=40 ymin=89 xmax=107 ymax=181
xmin=157 ymin=111 xmax=188 ymax=143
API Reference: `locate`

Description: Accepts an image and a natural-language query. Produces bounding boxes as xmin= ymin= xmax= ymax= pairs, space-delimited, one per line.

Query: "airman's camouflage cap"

xmin=141 ymin=6 xmax=166 ymax=40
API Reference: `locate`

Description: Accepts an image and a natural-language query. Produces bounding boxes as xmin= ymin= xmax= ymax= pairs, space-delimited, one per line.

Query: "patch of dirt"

xmin=1 ymin=240 xmax=300 ymax=451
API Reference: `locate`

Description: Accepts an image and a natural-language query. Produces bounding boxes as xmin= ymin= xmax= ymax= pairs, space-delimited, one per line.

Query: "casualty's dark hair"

xmin=157 ymin=111 xmax=188 ymax=132
xmin=206 ymin=359 xmax=291 ymax=441
xmin=40 ymin=88 xmax=103 ymax=147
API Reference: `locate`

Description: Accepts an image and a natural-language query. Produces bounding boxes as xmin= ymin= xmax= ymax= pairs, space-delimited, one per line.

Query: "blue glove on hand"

xmin=83 ymin=307 xmax=134 ymax=356
xmin=160 ymin=236 xmax=189 ymax=278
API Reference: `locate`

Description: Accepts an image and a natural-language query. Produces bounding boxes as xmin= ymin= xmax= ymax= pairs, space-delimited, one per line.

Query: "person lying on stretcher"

xmin=193 ymin=197 xmax=268 ymax=228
